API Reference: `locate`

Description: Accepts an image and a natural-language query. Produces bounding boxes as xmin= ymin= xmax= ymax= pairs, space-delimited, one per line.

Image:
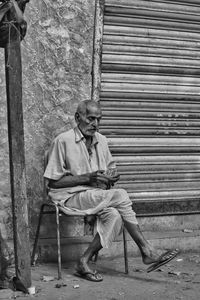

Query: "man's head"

xmin=75 ymin=100 xmax=102 ymax=137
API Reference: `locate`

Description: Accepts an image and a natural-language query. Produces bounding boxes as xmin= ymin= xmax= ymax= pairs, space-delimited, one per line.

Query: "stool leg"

xmin=31 ymin=204 xmax=45 ymax=265
xmin=123 ymin=227 xmax=129 ymax=274
xmin=55 ymin=206 xmax=62 ymax=279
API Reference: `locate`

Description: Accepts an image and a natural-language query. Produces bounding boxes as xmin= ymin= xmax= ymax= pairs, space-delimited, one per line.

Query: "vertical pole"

xmin=122 ymin=228 xmax=129 ymax=274
xmin=55 ymin=206 xmax=62 ymax=280
xmin=4 ymin=28 xmax=31 ymax=289
xmin=91 ymin=0 xmax=105 ymax=102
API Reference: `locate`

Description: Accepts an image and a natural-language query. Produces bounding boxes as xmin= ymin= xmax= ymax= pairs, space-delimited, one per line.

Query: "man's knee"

xmin=105 ymin=207 xmax=122 ymax=221
xmin=99 ymin=207 xmax=121 ymax=220
xmin=113 ymin=189 xmax=132 ymax=204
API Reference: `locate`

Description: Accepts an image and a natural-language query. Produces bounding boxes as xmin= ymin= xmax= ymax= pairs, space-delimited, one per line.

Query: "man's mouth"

xmin=87 ymin=128 xmax=97 ymax=135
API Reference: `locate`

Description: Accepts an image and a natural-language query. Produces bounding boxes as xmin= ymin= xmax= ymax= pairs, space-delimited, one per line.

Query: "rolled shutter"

xmin=98 ymin=0 xmax=200 ymax=215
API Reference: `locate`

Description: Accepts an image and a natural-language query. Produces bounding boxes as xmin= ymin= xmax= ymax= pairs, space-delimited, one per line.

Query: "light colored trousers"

xmin=66 ymin=188 xmax=138 ymax=248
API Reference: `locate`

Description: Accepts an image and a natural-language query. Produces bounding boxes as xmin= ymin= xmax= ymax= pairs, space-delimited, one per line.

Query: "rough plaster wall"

xmin=0 ymin=0 xmax=95 ymax=248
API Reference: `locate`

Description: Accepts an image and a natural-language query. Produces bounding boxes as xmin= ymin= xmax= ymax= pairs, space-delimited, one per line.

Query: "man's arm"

xmin=48 ymin=171 xmax=117 ymax=189
xmin=48 ymin=173 xmax=90 ymax=189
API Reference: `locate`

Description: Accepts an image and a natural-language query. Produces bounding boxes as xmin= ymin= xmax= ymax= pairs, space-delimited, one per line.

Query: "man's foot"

xmin=75 ymin=258 xmax=103 ymax=282
xmin=146 ymin=249 xmax=179 ymax=273
xmin=141 ymin=244 xmax=179 ymax=265
xmin=141 ymin=244 xmax=164 ymax=265
xmin=75 ymin=269 xmax=103 ymax=282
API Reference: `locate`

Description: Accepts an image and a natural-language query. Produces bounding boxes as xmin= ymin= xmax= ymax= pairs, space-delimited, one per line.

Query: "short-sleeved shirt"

xmin=44 ymin=126 xmax=116 ymax=202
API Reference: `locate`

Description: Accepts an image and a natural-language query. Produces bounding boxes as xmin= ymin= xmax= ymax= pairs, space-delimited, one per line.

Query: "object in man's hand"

xmin=104 ymin=167 xmax=118 ymax=177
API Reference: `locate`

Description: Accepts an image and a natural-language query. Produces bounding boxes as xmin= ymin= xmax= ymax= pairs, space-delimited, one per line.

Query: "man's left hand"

xmin=100 ymin=171 xmax=120 ymax=189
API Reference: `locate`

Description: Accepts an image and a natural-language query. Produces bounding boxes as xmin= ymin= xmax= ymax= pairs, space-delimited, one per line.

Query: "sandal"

xmin=147 ymin=249 xmax=180 ymax=273
xmin=75 ymin=269 xmax=103 ymax=282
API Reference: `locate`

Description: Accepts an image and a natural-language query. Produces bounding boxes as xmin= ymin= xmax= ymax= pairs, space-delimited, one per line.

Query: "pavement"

xmin=0 ymin=251 xmax=200 ymax=300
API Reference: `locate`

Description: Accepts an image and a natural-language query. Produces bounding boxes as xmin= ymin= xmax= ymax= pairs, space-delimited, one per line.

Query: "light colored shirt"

xmin=44 ymin=126 xmax=116 ymax=202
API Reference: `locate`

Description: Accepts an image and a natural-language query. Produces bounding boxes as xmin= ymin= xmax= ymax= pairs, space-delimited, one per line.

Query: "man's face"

xmin=77 ymin=104 xmax=102 ymax=137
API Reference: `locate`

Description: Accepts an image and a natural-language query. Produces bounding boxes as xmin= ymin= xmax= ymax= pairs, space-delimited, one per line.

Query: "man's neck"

xmin=85 ymin=136 xmax=92 ymax=149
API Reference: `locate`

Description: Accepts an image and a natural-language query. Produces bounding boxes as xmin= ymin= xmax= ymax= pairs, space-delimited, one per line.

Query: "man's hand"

xmin=108 ymin=173 xmax=120 ymax=186
xmin=87 ymin=171 xmax=109 ymax=189
xmin=87 ymin=170 xmax=120 ymax=190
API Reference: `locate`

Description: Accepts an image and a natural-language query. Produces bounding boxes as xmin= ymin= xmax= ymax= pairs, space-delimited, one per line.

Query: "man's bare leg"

xmin=124 ymin=221 xmax=163 ymax=265
xmin=76 ymin=233 xmax=102 ymax=273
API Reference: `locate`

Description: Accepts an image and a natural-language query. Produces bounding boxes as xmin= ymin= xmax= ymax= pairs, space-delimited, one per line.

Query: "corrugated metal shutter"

xmin=99 ymin=0 xmax=200 ymax=215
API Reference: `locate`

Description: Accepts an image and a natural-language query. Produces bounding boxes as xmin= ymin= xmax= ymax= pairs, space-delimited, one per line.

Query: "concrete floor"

xmin=1 ymin=251 xmax=200 ymax=300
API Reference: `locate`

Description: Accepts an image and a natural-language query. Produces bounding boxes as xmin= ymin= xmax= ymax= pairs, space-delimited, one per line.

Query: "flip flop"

xmin=147 ymin=249 xmax=179 ymax=273
xmin=75 ymin=269 xmax=103 ymax=282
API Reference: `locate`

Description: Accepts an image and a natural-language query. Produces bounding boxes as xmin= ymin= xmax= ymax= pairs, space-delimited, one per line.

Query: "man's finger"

xmin=97 ymin=170 xmax=105 ymax=175
xmin=110 ymin=175 xmax=120 ymax=182
xmin=97 ymin=177 xmax=109 ymax=184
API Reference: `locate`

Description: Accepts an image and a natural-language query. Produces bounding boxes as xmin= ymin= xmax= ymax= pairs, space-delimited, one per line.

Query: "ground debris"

xmin=133 ymin=268 xmax=143 ymax=273
xmin=182 ymin=285 xmax=192 ymax=291
xmin=192 ymin=279 xmax=200 ymax=284
xmin=182 ymin=271 xmax=193 ymax=275
xmin=188 ymin=255 xmax=200 ymax=264
xmin=168 ymin=271 xmax=181 ymax=276
xmin=55 ymin=282 xmax=67 ymax=288
xmin=182 ymin=229 xmax=193 ymax=233
xmin=41 ymin=275 xmax=55 ymax=282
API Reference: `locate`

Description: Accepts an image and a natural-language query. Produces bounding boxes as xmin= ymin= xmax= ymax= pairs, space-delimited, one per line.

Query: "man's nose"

xmin=92 ymin=119 xmax=98 ymax=127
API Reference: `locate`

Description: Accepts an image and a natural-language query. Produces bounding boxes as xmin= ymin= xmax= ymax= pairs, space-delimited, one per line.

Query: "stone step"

xmin=36 ymin=229 xmax=200 ymax=262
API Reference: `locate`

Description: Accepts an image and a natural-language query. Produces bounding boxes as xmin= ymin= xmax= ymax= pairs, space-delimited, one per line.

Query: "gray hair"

xmin=76 ymin=100 xmax=101 ymax=116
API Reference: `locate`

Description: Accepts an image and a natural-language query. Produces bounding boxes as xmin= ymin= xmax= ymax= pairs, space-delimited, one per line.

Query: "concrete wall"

xmin=0 ymin=0 xmax=95 ymax=254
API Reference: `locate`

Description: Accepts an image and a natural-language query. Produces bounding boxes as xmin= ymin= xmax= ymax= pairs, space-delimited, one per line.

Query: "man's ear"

xmin=75 ymin=112 xmax=80 ymax=124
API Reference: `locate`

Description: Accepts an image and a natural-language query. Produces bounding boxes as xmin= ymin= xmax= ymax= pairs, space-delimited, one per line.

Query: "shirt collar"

xmin=74 ymin=126 xmax=98 ymax=146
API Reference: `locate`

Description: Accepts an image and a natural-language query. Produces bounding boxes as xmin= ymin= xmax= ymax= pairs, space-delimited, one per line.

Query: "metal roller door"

xmin=93 ymin=0 xmax=200 ymax=215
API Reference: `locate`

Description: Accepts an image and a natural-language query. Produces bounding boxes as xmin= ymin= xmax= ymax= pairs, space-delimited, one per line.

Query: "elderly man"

xmin=44 ymin=100 xmax=179 ymax=282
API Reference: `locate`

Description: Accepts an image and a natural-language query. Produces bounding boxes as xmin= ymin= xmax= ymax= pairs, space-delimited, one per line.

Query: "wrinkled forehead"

xmin=86 ymin=103 xmax=102 ymax=117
